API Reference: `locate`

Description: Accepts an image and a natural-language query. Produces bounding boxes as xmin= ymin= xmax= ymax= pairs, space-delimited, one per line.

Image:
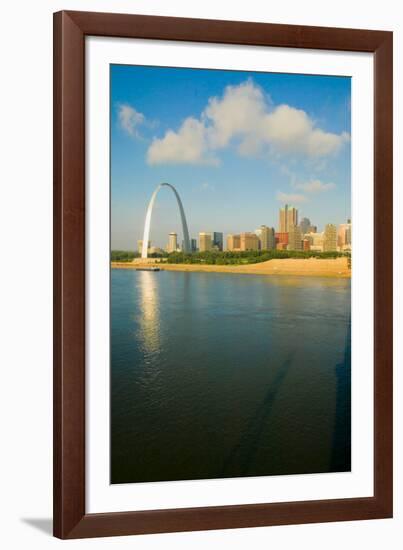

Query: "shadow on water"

xmin=221 ymin=352 xmax=295 ymax=477
xmin=330 ymin=316 xmax=351 ymax=472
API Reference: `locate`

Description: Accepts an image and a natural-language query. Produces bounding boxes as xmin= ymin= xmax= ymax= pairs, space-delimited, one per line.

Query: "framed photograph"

xmin=53 ymin=10 xmax=393 ymax=539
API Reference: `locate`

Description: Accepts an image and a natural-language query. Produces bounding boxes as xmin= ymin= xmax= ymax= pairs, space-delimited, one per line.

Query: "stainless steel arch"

xmin=141 ymin=183 xmax=190 ymax=259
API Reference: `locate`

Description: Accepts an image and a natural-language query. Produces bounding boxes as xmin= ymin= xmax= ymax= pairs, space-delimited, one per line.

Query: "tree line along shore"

xmin=111 ymin=250 xmax=351 ymax=278
xmin=111 ymin=248 xmax=351 ymax=265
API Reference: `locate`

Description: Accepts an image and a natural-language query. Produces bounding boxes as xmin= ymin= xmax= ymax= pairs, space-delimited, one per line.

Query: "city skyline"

xmin=111 ymin=65 xmax=351 ymax=249
xmin=136 ymin=199 xmax=351 ymax=254
xmin=135 ymin=198 xmax=348 ymax=253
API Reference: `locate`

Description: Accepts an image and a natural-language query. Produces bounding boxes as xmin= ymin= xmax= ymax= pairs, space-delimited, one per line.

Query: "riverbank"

xmin=111 ymin=257 xmax=351 ymax=278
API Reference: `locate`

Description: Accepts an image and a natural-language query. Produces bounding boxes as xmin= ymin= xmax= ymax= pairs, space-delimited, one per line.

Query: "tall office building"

xmin=212 ymin=232 xmax=223 ymax=251
xmin=279 ymin=204 xmax=298 ymax=232
xmin=346 ymin=223 xmax=352 ymax=246
xmin=279 ymin=205 xmax=287 ymax=232
xmin=299 ymin=217 xmax=311 ymax=235
xmin=167 ymin=232 xmax=178 ymax=253
xmin=323 ymin=224 xmax=337 ymax=251
xmin=306 ymin=231 xmax=324 ymax=251
xmin=199 ymin=232 xmax=213 ymax=252
xmin=227 ymin=234 xmax=241 ymax=251
xmin=288 ymin=224 xmax=303 ymax=250
xmin=257 ymin=225 xmax=276 ymax=250
xmin=275 ymin=232 xmax=289 ymax=249
xmin=240 ymin=232 xmax=259 ymax=251
xmin=338 ymin=220 xmax=352 ymax=250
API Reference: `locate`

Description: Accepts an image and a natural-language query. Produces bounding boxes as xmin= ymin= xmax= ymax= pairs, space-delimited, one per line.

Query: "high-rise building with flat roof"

xmin=306 ymin=231 xmax=324 ymax=251
xmin=212 ymin=232 xmax=223 ymax=251
xmin=227 ymin=234 xmax=241 ymax=251
xmin=167 ymin=232 xmax=178 ymax=253
xmin=323 ymin=224 xmax=337 ymax=251
xmin=288 ymin=224 xmax=303 ymax=250
xmin=257 ymin=225 xmax=275 ymax=250
xmin=240 ymin=232 xmax=259 ymax=251
xmin=275 ymin=232 xmax=289 ymax=248
xmin=299 ymin=217 xmax=311 ymax=235
xmin=199 ymin=232 xmax=213 ymax=252
xmin=279 ymin=204 xmax=298 ymax=232
xmin=338 ymin=220 xmax=352 ymax=250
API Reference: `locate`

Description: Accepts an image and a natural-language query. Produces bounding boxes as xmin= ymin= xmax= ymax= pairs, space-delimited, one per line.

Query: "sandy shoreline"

xmin=111 ymin=257 xmax=351 ymax=278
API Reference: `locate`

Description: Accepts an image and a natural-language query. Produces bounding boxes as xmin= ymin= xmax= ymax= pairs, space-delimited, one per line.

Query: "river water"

xmin=111 ymin=269 xmax=351 ymax=484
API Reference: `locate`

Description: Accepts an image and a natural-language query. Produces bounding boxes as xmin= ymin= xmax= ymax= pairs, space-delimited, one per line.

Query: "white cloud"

xmin=276 ymin=192 xmax=307 ymax=203
xmin=118 ymin=104 xmax=145 ymax=137
xmin=262 ymin=105 xmax=349 ymax=157
xmin=204 ymin=80 xmax=267 ymax=151
xmin=147 ymin=117 xmax=218 ymax=165
xmin=294 ymin=179 xmax=336 ymax=193
xmin=146 ymin=80 xmax=349 ymax=165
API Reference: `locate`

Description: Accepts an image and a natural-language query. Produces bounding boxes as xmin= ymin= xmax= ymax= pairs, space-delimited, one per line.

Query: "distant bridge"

xmin=141 ymin=183 xmax=190 ymax=259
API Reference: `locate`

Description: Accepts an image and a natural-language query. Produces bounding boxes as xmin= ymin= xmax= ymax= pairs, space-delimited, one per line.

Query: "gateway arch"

xmin=141 ymin=183 xmax=190 ymax=259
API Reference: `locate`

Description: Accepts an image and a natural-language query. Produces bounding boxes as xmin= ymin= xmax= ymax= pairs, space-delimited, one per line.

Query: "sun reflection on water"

xmin=136 ymin=272 xmax=161 ymax=359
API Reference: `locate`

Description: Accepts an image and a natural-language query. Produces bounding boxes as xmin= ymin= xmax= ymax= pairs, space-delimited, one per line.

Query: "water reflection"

xmin=136 ymin=272 xmax=161 ymax=359
xmin=111 ymin=270 xmax=351 ymax=483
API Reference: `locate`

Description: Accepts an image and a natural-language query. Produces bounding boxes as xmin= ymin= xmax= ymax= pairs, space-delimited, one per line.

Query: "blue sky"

xmin=111 ymin=65 xmax=351 ymax=250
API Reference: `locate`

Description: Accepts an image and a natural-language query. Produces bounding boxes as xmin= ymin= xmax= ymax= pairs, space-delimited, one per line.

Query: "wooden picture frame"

xmin=53 ymin=10 xmax=393 ymax=539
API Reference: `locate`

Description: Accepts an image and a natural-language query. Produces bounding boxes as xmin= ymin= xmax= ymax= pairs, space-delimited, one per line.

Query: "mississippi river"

xmin=111 ymin=269 xmax=351 ymax=484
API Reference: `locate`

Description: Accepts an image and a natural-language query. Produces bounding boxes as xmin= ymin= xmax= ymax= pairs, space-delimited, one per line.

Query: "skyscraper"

xmin=212 ymin=232 xmax=224 ymax=251
xmin=279 ymin=204 xmax=298 ymax=232
xmin=199 ymin=232 xmax=213 ymax=252
xmin=191 ymin=238 xmax=197 ymax=252
xmin=257 ymin=225 xmax=276 ymax=250
xmin=306 ymin=231 xmax=324 ymax=251
xmin=338 ymin=220 xmax=352 ymax=250
xmin=227 ymin=234 xmax=241 ymax=251
xmin=167 ymin=232 xmax=178 ymax=253
xmin=275 ymin=232 xmax=289 ymax=249
xmin=323 ymin=224 xmax=337 ymax=251
xmin=288 ymin=224 xmax=303 ymax=250
xmin=299 ymin=217 xmax=311 ymax=235
xmin=240 ymin=232 xmax=259 ymax=251
xmin=279 ymin=205 xmax=287 ymax=233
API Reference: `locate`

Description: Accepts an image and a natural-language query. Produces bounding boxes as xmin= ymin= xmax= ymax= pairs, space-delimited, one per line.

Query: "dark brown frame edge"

xmin=53 ymin=10 xmax=393 ymax=539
